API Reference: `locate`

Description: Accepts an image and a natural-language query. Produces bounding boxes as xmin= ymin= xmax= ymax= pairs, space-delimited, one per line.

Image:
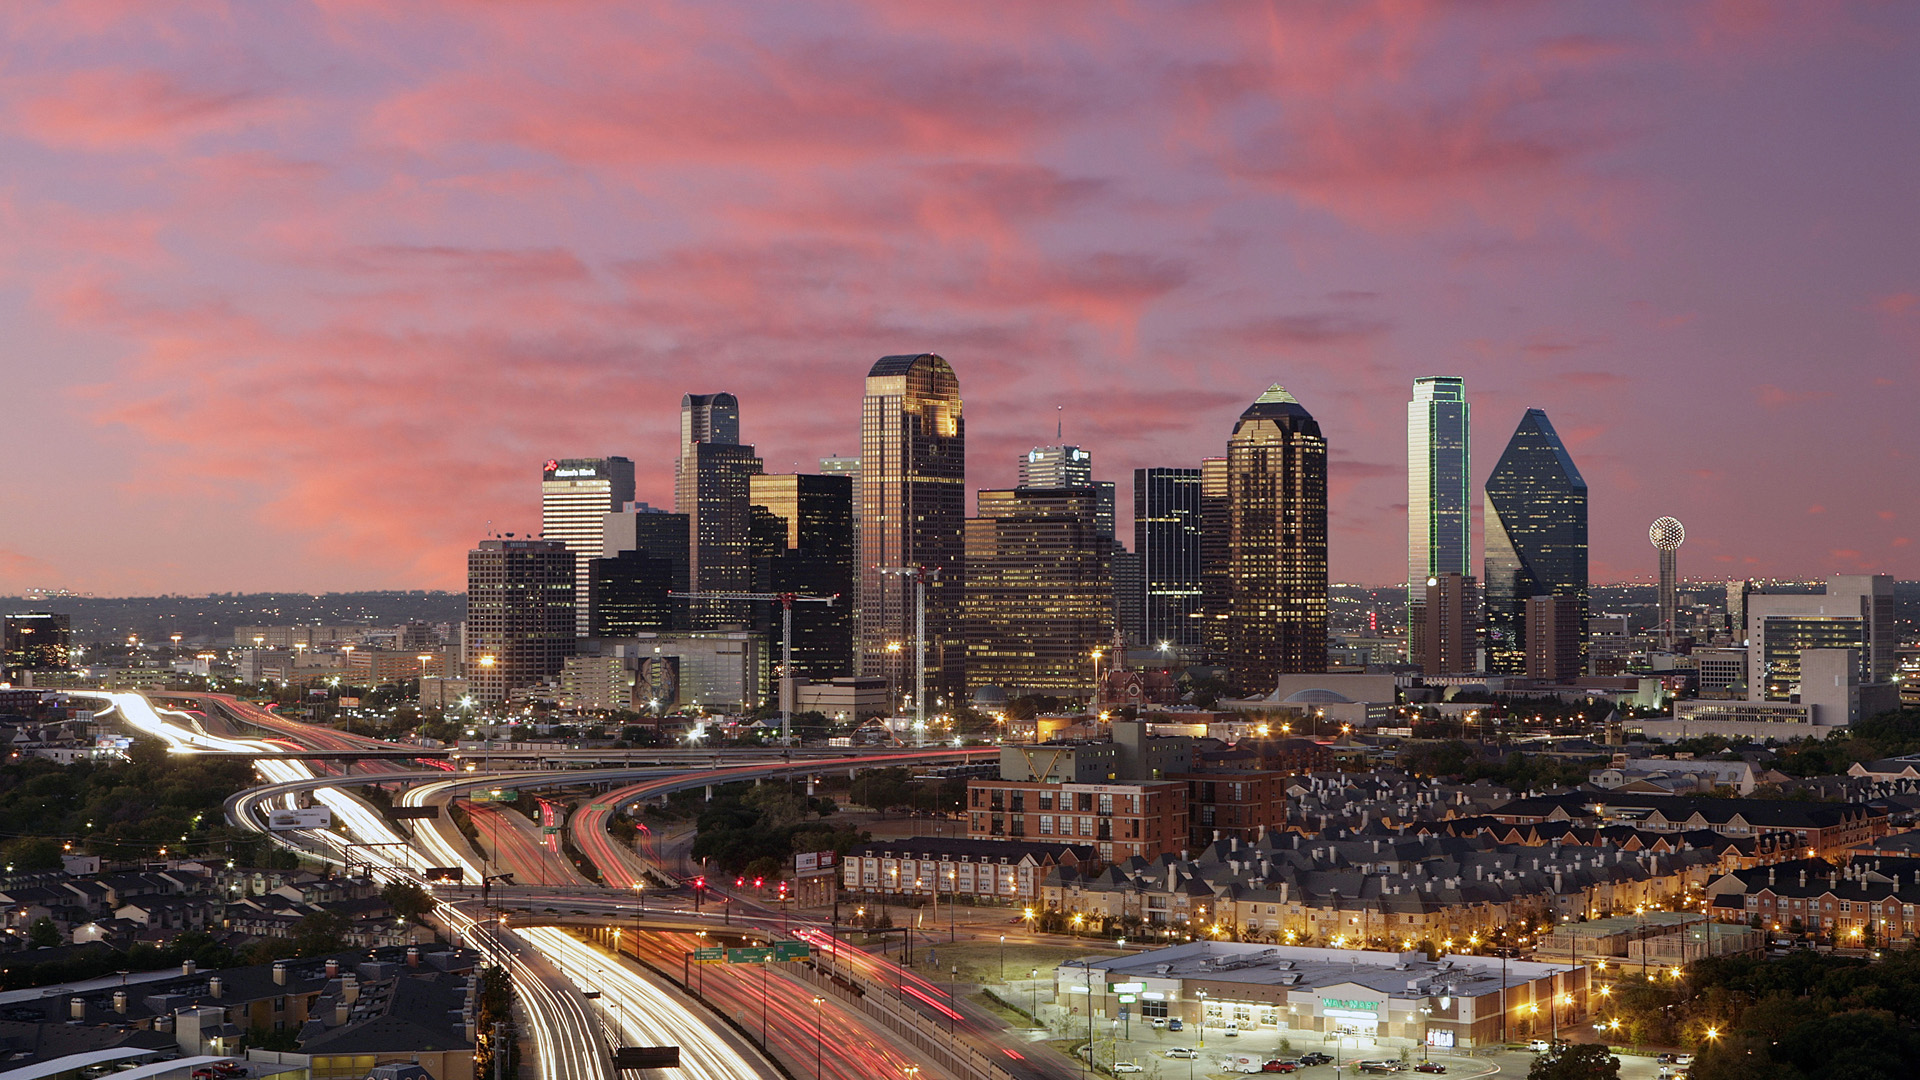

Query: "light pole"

xmin=811 ymin=994 xmax=825 ymax=1080
xmin=1031 ymin=967 xmax=1040 ymax=1026
xmin=1001 ymin=935 xmax=1007 ymax=983
xmin=1196 ymin=989 xmax=1207 ymax=1050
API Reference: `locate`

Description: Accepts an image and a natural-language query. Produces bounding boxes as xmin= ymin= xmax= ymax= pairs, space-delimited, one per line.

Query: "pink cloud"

xmin=1755 ymin=384 xmax=1835 ymax=410
xmin=9 ymin=69 xmax=279 ymax=151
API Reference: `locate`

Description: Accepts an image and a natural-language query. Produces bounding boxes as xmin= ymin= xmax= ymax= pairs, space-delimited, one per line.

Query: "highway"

xmin=128 ymin=689 xmax=1010 ymax=1080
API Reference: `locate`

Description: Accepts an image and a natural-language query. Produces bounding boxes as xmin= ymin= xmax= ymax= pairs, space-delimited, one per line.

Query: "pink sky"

xmin=0 ymin=1 xmax=1914 ymax=594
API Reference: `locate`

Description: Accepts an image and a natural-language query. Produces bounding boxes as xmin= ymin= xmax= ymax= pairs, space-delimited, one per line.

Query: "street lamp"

xmin=811 ymin=994 xmax=826 ymax=1080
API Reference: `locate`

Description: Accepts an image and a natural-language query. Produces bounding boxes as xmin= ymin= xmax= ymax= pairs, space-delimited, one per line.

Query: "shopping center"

xmin=1053 ymin=941 xmax=1586 ymax=1050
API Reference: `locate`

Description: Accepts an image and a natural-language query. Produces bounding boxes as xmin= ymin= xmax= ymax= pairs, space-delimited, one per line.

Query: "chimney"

xmin=209 ymin=977 xmax=223 ymax=999
xmin=1799 ymin=870 xmax=1807 ymax=888
xmin=334 ymin=1001 xmax=349 ymax=1026
xmin=182 ymin=960 xmax=196 ymax=977
xmin=1768 ymin=869 xmax=1776 ymax=887
xmin=274 ymin=961 xmax=289 ymax=986
xmin=325 ymin=959 xmax=340 ymax=978
xmin=70 ymin=997 xmax=86 ymax=1021
xmin=113 ymin=991 xmax=128 ymax=1014
xmin=342 ymin=974 xmax=359 ymax=1005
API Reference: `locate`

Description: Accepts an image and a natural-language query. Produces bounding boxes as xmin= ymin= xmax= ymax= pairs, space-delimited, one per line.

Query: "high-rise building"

xmin=465 ymin=539 xmax=575 ymax=703
xmin=591 ymin=507 xmax=689 ymax=637
xmin=1725 ymin=580 xmax=1753 ymax=642
xmin=1526 ymin=594 xmax=1583 ymax=681
xmin=684 ymin=441 xmax=765 ymax=629
xmin=3 ymin=612 xmax=71 ymax=679
xmin=1019 ymin=445 xmax=1114 ymax=539
xmin=541 ymin=457 xmax=636 ymax=636
xmin=750 ymin=472 xmax=856 ymax=685
xmin=675 ymin=392 xmax=740 ymax=512
xmin=1198 ymin=456 xmax=1231 ymax=658
xmin=1412 ymin=573 xmax=1478 ymax=676
xmin=1407 ymin=377 xmax=1471 ymax=624
xmin=820 ymin=454 xmax=862 ymax=643
xmin=1226 ymin=384 xmax=1329 ymax=688
xmin=857 ymin=354 xmax=966 ymax=697
xmin=1747 ymin=575 xmax=1897 ymax=703
xmin=1134 ymin=467 xmax=1203 ymax=650
xmin=963 ymin=487 xmax=1114 ymax=695
xmin=1650 ymin=517 xmax=1685 ymax=648
xmin=1483 ymin=409 xmax=1587 ymax=675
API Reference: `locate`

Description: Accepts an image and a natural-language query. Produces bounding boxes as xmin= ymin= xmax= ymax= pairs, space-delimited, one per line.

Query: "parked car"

xmin=1168 ymin=1019 xmax=1184 ymax=1032
xmin=1528 ymin=1040 xmax=1553 ymax=1053
xmin=1298 ymin=1053 xmax=1333 ymax=1066
xmin=1414 ymin=1064 xmax=1447 ymax=1074
xmin=213 ymin=1065 xmax=247 ymax=1079
xmin=1262 ymin=1061 xmax=1298 ymax=1073
xmin=1150 ymin=1018 xmax=1167 ymax=1029
xmin=1113 ymin=1064 xmax=1144 ymax=1075
xmin=1223 ymin=1022 xmax=1240 ymax=1036
xmin=1657 ymin=1054 xmax=1678 ymax=1065
xmin=1164 ymin=1048 xmax=1200 ymax=1060
xmin=1359 ymin=1065 xmax=1400 ymax=1075
xmin=1675 ymin=1056 xmax=1694 ymax=1067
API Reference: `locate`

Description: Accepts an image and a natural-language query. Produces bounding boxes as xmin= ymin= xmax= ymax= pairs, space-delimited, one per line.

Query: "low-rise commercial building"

xmin=1054 ymin=941 xmax=1584 ymax=1050
xmin=840 ymin=836 xmax=1094 ymax=904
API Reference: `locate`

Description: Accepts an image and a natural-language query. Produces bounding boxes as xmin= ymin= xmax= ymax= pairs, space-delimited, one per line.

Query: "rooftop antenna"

xmin=1056 ymin=404 xmax=1063 ymax=441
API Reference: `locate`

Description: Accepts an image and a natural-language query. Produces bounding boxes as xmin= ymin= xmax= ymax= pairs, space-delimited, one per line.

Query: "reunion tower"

xmin=1650 ymin=516 xmax=1685 ymax=648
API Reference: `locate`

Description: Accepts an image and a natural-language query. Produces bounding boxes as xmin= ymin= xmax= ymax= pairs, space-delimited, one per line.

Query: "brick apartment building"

xmin=967 ymin=778 xmax=1188 ymax=861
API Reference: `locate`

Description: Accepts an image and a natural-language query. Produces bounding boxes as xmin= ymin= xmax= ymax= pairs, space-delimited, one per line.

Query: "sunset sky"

xmin=0 ymin=1 xmax=1915 ymax=595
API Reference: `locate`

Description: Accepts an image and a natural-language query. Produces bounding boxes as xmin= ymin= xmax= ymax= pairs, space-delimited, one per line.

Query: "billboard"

xmin=268 ymin=807 xmax=333 ymax=831
xmin=640 ymin=656 xmax=680 ymax=707
xmin=794 ymin=851 xmax=837 ymax=874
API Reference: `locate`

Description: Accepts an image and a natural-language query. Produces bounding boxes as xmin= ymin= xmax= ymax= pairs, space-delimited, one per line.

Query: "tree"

xmin=382 ymin=881 xmax=434 ymax=923
xmin=28 ymin=916 xmax=60 ymax=948
xmin=1527 ymin=1044 xmax=1620 ymax=1080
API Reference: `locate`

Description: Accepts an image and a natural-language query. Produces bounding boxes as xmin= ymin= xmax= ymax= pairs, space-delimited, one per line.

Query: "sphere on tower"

xmin=1649 ymin=516 xmax=1685 ymax=551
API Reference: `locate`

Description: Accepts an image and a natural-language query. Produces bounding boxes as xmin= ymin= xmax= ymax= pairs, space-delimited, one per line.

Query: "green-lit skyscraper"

xmin=1408 ymin=376 xmax=1470 ymax=624
xmin=1483 ymin=409 xmax=1588 ymax=674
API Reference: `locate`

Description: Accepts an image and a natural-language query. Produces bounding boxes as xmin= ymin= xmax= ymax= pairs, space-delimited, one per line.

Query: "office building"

xmin=1692 ymin=647 xmax=1749 ymax=698
xmin=540 ymin=457 xmax=635 ymax=636
xmin=465 ymin=539 xmax=575 ymax=704
xmin=1412 ymin=573 xmax=1478 ymax=676
xmin=1483 ymin=409 xmax=1587 ymax=674
xmin=1135 ymin=467 xmax=1204 ymax=650
xmin=1747 ymin=575 xmax=1897 ymax=705
xmin=3 ymin=612 xmax=71 ymax=679
xmin=596 ymin=507 xmax=690 ymax=634
xmin=571 ymin=633 xmax=766 ymax=713
xmin=1019 ymin=445 xmax=1114 ymax=539
xmin=684 ymin=441 xmax=764 ymax=627
xmin=963 ymin=487 xmax=1114 ymax=695
xmin=1407 ymin=376 xmax=1471 ymax=622
xmin=1526 ymin=594 xmax=1583 ymax=681
xmin=1226 ymin=384 xmax=1329 ymax=688
xmin=1112 ymin=549 xmax=1144 ymax=646
xmin=1588 ymin=613 xmax=1631 ymax=676
xmin=857 ymin=354 xmax=966 ymax=697
xmin=1651 ymin=517 xmax=1685 ymax=648
xmin=1198 ymin=456 xmax=1231 ymax=658
xmin=749 ymin=472 xmax=856 ymax=686
xmin=1726 ymin=580 xmax=1753 ymax=642
xmin=674 ymin=392 xmax=740 ymax=513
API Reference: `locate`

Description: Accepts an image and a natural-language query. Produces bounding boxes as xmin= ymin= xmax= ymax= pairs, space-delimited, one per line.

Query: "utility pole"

xmin=672 ymin=589 xmax=837 ymax=744
xmin=877 ymin=566 xmax=938 ymax=745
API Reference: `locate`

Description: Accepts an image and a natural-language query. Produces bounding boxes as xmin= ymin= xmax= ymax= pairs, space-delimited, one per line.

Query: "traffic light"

xmin=736 ymin=877 xmax=745 ymax=888
xmin=753 ymin=877 xmax=763 ymax=889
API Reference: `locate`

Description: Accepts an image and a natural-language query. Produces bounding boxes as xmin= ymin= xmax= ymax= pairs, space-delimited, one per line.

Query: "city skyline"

xmin=0 ymin=5 xmax=1916 ymax=595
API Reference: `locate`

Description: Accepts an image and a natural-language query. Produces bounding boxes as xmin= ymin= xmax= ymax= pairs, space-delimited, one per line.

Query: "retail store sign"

xmin=1109 ymin=982 xmax=1145 ymax=994
xmin=1322 ymin=999 xmax=1378 ymax=1013
xmin=1427 ymin=1030 xmax=1456 ymax=1048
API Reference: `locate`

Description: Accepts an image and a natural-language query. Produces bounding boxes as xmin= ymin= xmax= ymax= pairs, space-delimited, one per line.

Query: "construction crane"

xmin=671 ymin=590 xmax=837 ymax=745
xmin=876 ymin=566 xmax=940 ymax=746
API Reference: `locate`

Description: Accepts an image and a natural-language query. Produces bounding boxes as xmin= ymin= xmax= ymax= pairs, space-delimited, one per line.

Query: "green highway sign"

xmin=693 ymin=947 xmax=724 ymax=963
xmin=589 ymin=803 xmax=611 ymax=810
xmin=774 ymin=941 xmax=811 ymax=961
xmin=727 ymin=947 xmax=775 ymax=963
xmin=471 ymin=789 xmax=518 ymax=803
xmin=542 ymin=826 xmax=560 ymax=835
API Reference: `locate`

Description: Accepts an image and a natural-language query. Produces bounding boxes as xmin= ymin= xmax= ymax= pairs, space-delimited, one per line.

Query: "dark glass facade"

xmin=685 ymin=441 xmax=764 ymax=628
xmin=3 ymin=612 xmax=71 ymax=679
xmin=466 ymin=539 xmax=575 ymax=703
xmin=1198 ymin=456 xmax=1230 ymax=658
xmin=1133 ymin=467 xmax=1203 ymax=649
xmin=1226 ymin=385 xmax=1329 ymax=687
xmin=750 ymin=473 xmax=855 ymax=684
xmin=1484 ymin=408 xmax=1588 ymax=674
xmin=857 ymin=354 xmax=965 ymax=697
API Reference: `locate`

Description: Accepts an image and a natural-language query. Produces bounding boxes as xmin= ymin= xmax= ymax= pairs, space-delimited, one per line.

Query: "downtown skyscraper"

xmin=540 ymin=456 xmax=635 ymax=636
xmin=857 ymin=354 xmax=966 ymax=697
xmin=1484 ymin=408 xmax=1588 ymax=675
xmin=1407 ymin=376 xmax=1470 ymax=613
xmin=1226 ymin=384 xmax=1328 ymax=687
xmin=676 ymin=392 xmax=762 ymax=628
xmin=1134 ymin=467 xmax=1203 ymax=650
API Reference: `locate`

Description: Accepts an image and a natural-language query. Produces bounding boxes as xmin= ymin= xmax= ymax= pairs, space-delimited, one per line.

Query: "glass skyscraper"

xmin=540 ymin=456 xmax=636 ymax=637
xmin=1407 ymin=377 xmax=1470 ymax=620
xmin=1483 ymin=408 xmax=1588 ymax=674
xmin=1134 ymin=467 xmax=1203 ymax=649
xmin=857 ymin=354 xmax=965 ymax=696
xmin=1226 ymin=384 xmax=1329 ymax=686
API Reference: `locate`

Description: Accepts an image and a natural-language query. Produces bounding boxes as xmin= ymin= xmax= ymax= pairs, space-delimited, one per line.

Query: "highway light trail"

xmin=525 ymin=927 xmax=775 ymax=1080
